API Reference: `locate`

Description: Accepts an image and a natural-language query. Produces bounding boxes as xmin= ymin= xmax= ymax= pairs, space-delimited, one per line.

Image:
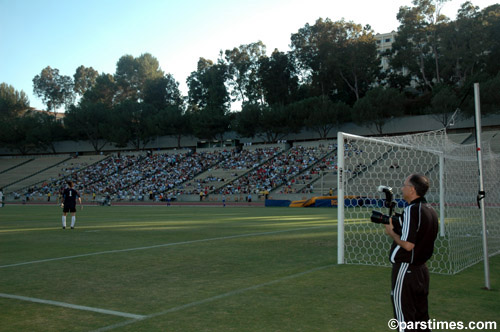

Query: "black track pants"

xmin=391 ymin=262 xmax=431 ymax=331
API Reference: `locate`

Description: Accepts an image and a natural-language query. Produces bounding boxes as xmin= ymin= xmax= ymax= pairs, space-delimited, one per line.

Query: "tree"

xmin=353 ymin=87 xmax=404 ymax=134
xmin=0 ymin=87 xmax=64 ymax=154
xmin=187 ymin=57 xmax=230 ymax=140
xmin=109 ymin=101 xmax=158 ymax=150
xmin=290 ymin=18 xmax=338 ymax=97
xmin=64 ymin=101 xmax=113 ymax=153
xmin=142 ymin=72 xmax=187 ymax=148
xmin=292 ymin=96 xmax=351 ymax=139
xmin=224 ymin=41 xmax=266 ymax=104
xmin=30 ymin=111 xmax=66 ymax=153
xmin=190 ymin=106 xmax=229 ymax=141
xmin=73 ymin=66 xmax=99 ymax=96
xmin=0 ymin=83 xmax=29 ymax=120
xmin=290 ymin=18 xmax=380 ymax=103
xmin=187 ymin=57 xmax=230 ymax=111
xmin=233 ymin=103 xmax=262 ymax=138
xmin=114 ymin=55 xmax=137 ymax=102
xmin=258 ymin=50 xmax=299 ymax=106
xmin=255 ymin=104 xmax=302 ymax=143
xmin=33 ymin=66 xmax=75 ymax=113
xmin=82 ymin=73 xmax=118 ymax=107
xmin=143 ymin=74 xmax=183 ymax=111
xmin=114 ymin=53 xmax=165 ymax=103
xmin=438 ymin=2 xmax=484 ymax=87
xmin=430 ymin=84 xmax=459 ymax=126
xmin=337 ymin=25 xmax=380 ymax=101
xmin=478 ymin=73 xmax=500 ymax=115
xmin=386 ymin=72 xmax=414 ymax=92
xmin=0 ymin=112 xmax=41 ymax=154
xmin=156 ymin=105 xmax=190 ymax=148
xmin=481 ymin=4 xmax=500 ymax=76
xmin=390 ymin=0 xmax=450 ymax=91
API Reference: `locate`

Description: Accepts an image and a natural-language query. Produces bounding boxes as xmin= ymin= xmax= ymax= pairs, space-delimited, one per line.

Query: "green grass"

xmin=0 ymin=205 xmax=498 ymax=332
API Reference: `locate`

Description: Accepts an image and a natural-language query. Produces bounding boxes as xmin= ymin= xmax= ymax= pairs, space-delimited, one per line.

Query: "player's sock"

xmin=62 ymin=216 xmax=66 ymax=228
xmin=71 ymin=216 xmax=76 ymax=228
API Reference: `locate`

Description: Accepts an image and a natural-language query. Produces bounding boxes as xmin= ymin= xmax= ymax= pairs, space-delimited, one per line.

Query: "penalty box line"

xmin=91 ymin=263 xmax=337 ymax=332
xmin=0 ymin=225 xmax=334 ymax=269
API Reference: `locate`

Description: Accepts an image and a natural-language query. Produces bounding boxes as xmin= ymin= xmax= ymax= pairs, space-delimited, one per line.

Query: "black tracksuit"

xmin=389 ymin=197 xmax=438 ymax=331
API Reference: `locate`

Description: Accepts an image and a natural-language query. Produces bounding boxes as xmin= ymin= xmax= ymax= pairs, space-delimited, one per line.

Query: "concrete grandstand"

xmin=1 ymin=114 xmax=499 ymax=204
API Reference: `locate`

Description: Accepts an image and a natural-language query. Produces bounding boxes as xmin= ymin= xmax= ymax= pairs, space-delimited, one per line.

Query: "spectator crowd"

xmin=18 ymin=143 xmax=348 ymax=202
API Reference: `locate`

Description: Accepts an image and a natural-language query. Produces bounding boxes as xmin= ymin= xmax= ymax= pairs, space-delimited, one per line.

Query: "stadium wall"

xmin=1 ymin=114 xmax=499 ymax=156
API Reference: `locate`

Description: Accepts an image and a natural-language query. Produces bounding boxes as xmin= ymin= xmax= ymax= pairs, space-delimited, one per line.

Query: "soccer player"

xmin=61 ymin=181 xmax=82 ymax=229
xmin=384 ymin=174 xmax=438 ymax=331
xmin=0 ymin=188 xmax=4 ymax=207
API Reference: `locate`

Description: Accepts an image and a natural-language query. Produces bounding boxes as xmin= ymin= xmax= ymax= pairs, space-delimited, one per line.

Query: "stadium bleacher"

xmin=1 ymin=130 xmax=498 ymax=203
xmin=1 ymin=156 xmax=71 ymax=189
xmin=270 ymin=142 xmax=337 ymax=195
xmin=489 ymin=131 xmax=500 ymax=153
xmin=447 ymin=132 xmax=472 ymax=144
xmin=0 ymin=158 xmax=35 ymax=174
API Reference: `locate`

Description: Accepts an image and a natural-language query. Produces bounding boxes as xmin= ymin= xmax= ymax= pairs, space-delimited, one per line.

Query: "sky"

xmin=1 ymin=0 xmax=498 ymax=111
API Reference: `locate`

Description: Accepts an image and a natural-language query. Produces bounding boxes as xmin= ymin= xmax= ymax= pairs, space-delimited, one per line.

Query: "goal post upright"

xmin=474 ymin=82 xmax=491 ymax=290
xmin=337 ymin=131 xmax=345 ymax=264
xmin=439 ymin=154 xmax=445 ymax=237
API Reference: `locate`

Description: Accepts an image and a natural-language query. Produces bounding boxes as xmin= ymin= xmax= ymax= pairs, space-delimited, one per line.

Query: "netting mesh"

xmin=338 ymin=129 xmax=500 ymax=274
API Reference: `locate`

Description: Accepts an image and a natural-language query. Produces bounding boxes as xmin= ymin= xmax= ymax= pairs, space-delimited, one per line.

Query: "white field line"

xmin=90 ymin=263 xmax=337 ymax=332
xmin=0 ymin=293 xmax=146 ymax=320
xmin=0 ymin=226 xmax=333 ymax=269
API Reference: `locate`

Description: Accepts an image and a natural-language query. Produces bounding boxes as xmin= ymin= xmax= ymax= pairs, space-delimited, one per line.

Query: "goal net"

xmin=337 ymin=129 xmax=500 ymax=274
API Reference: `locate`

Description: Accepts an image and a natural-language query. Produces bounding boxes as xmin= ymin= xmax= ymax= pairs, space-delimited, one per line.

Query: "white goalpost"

xmin=336 ymin=128 xmax=500 ymax=277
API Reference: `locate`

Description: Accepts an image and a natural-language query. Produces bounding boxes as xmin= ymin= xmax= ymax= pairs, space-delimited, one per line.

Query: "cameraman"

xmin=385 ymin=174 xmax=438 ymax=331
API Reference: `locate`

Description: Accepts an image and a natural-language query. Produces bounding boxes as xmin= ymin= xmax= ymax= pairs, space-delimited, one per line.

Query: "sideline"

xmin=90 ymin=263 xmax=337 ymax=332
xmin=0 ymin=225 xmax=334 ymax=269
xmin=3 ymin=201 xmax=265 ymax=207
xmin=0 ymin=293 xmax=146 ymax=320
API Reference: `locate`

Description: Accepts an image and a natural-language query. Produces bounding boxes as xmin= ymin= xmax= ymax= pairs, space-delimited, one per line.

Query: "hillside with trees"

xmin=1 ymin=1 xmax=499 ymax=154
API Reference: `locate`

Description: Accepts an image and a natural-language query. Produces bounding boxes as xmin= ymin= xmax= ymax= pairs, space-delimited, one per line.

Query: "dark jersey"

xmin=389 ymin=197 xmax=438 ymax=265
xmin=63 ymin=188 xmax=80 ymax=208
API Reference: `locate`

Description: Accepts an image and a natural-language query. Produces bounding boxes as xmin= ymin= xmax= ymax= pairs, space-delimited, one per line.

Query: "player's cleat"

xmin=71 ymin=227 xmax=74 ymax=229
xmin=62 ymin=227 xmax=65 ymax=229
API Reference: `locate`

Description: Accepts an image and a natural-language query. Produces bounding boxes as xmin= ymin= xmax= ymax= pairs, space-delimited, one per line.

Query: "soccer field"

xmin=0 ymin=205 xmax=498 ymax=332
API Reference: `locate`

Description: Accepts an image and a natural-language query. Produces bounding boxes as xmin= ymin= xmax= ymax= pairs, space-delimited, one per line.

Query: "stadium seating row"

xmin=1 ymin=131 xmax=498 ymax=202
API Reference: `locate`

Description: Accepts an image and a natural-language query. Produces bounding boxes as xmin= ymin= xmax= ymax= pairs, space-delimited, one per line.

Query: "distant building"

xmin=375 ymin=31 xmax=397 ymax=72
xmin=24 ymin=107 xmax=66 ymax=121
xmin=374 ymin=31 xmax=416 ymax=87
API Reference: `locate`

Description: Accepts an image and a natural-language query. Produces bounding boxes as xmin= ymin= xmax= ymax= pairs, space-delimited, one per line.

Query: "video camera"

xmin=370 ymin=185 xmax=401 ymax=225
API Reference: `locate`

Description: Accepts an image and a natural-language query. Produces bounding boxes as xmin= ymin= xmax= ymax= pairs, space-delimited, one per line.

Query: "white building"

xmin=375 ymin=31 xmax=397 ymax=72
